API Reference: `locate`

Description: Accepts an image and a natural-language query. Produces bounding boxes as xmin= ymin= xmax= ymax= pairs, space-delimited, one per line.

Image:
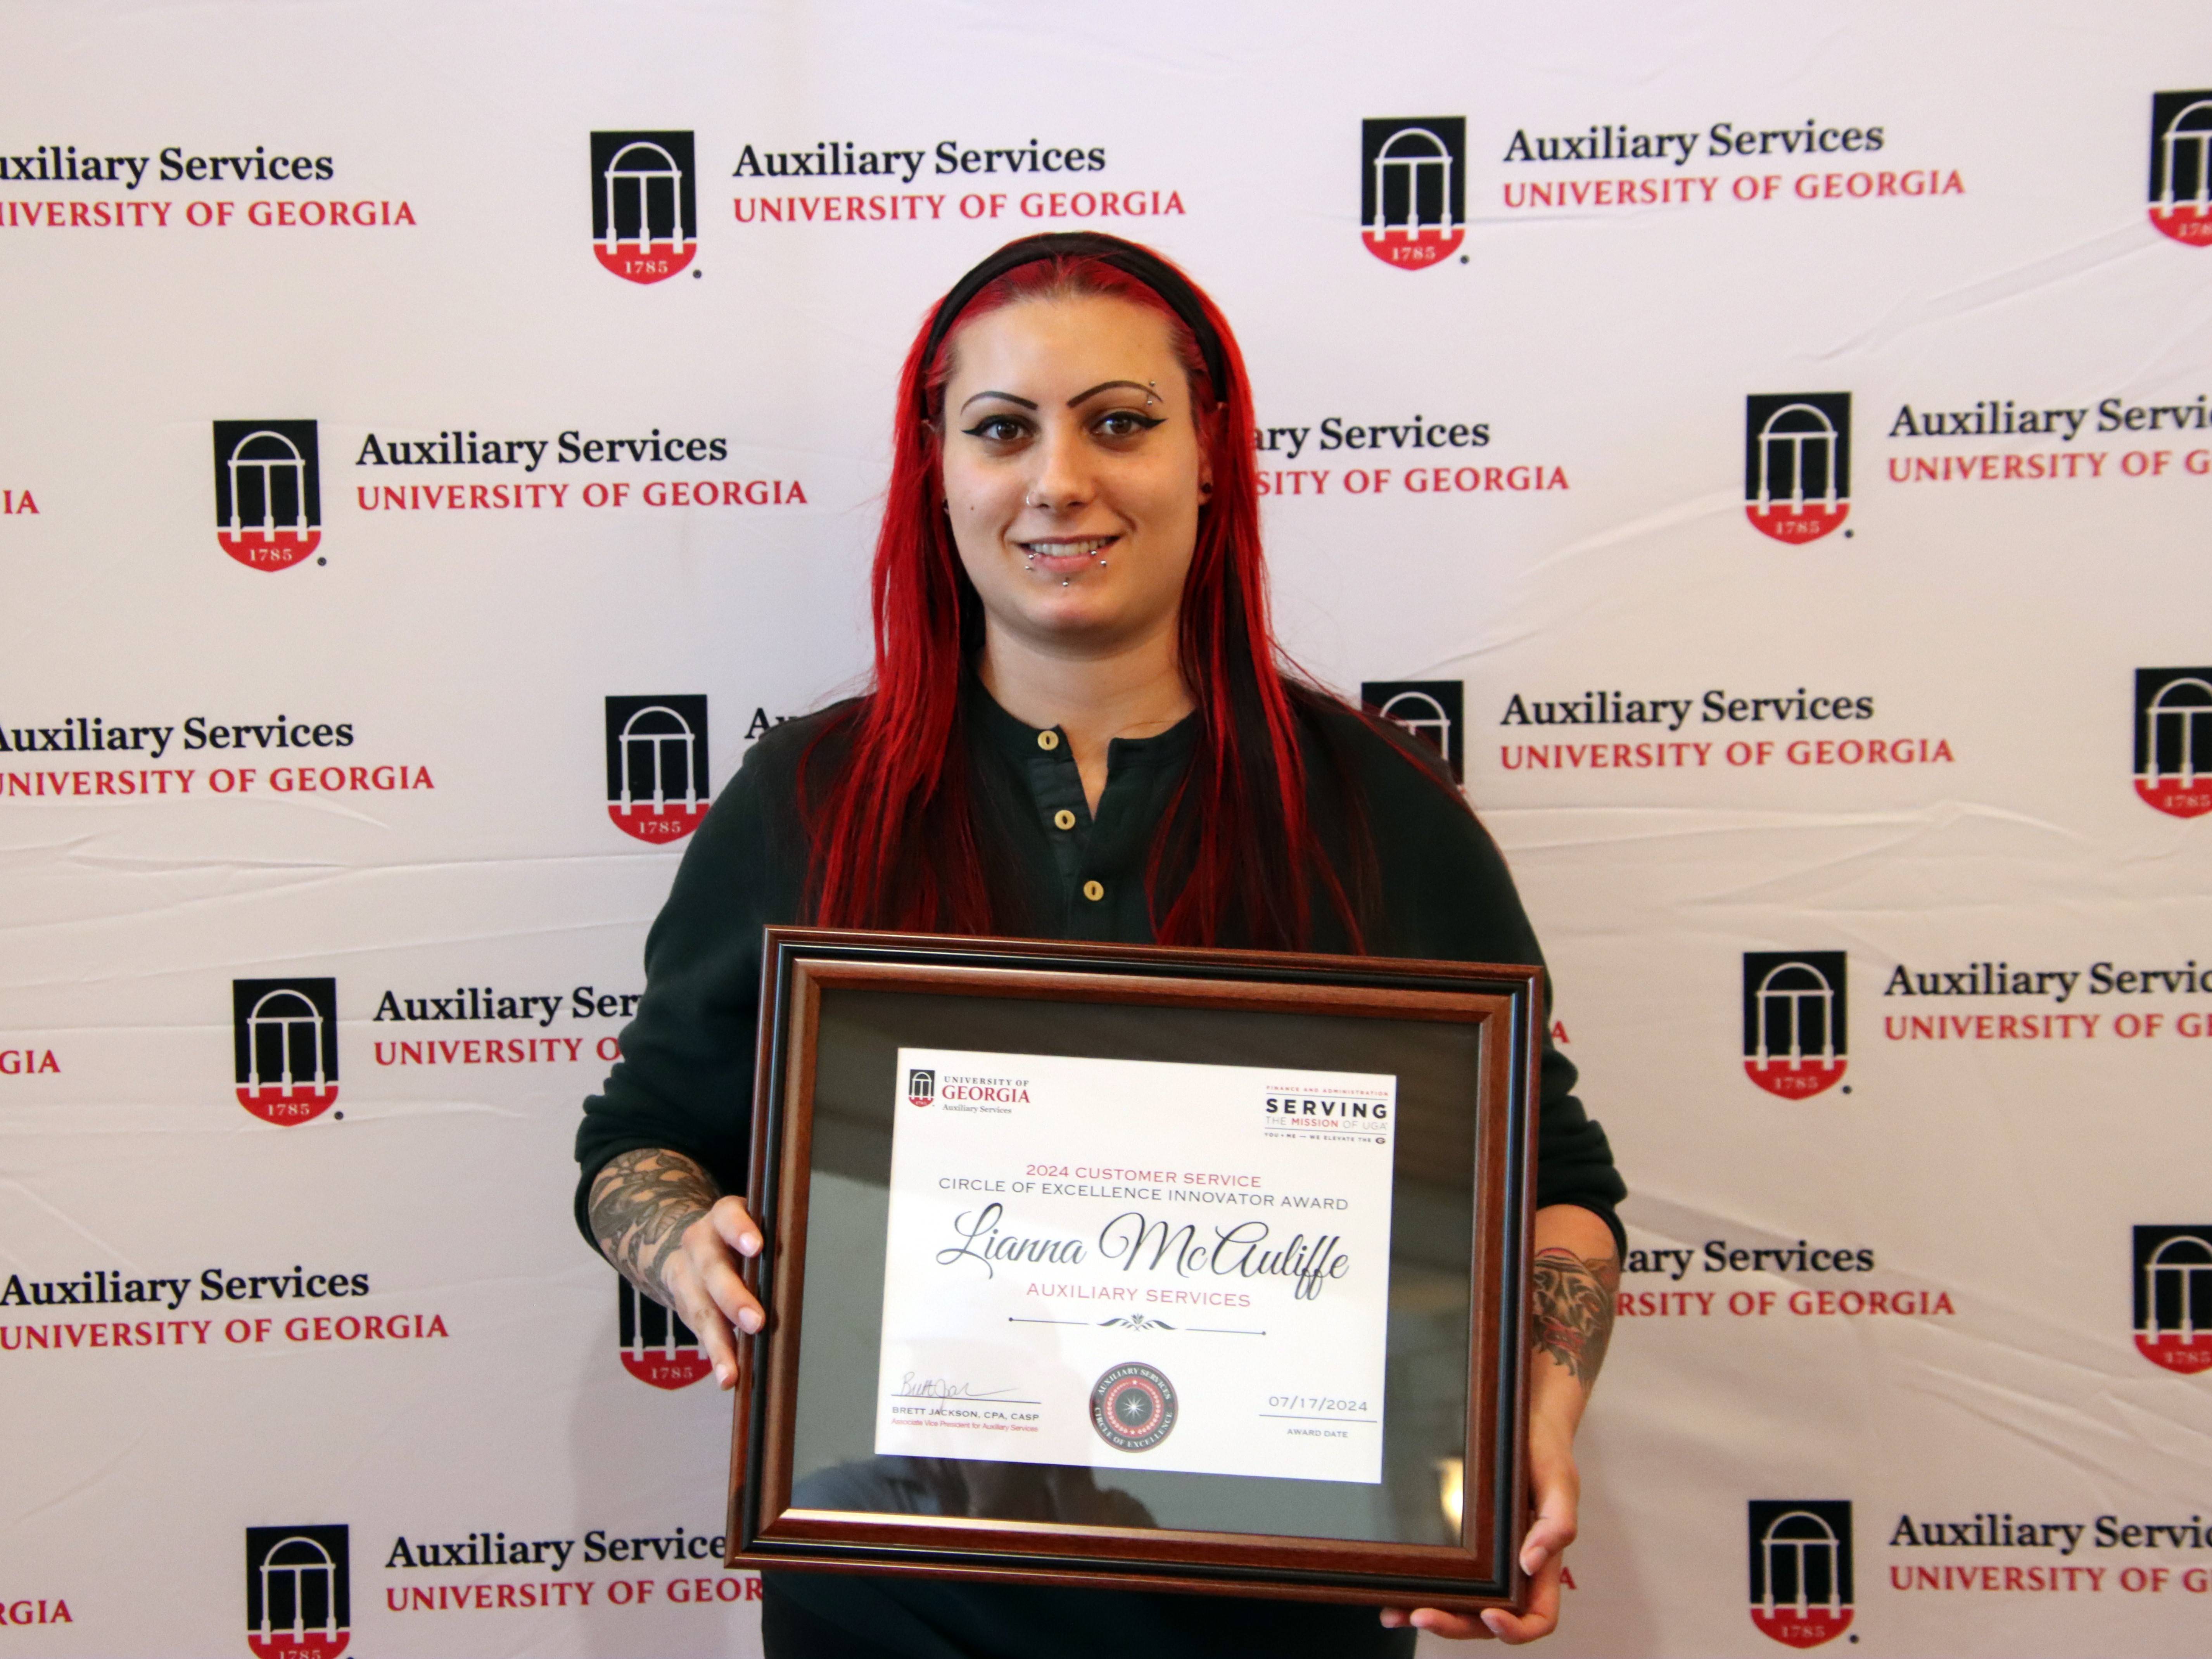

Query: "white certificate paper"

xmin=873 ymin=1047 xmax=1397 ymax=1484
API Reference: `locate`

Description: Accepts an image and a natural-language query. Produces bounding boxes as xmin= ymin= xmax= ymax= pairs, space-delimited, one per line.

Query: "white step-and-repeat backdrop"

xmin=4 ymin=2 xmax=2210 ymax=1653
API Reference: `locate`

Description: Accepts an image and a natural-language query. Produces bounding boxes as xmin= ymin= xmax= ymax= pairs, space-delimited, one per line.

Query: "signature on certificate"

xmin=894 ymin=1371 xmax=1022 ymax=1400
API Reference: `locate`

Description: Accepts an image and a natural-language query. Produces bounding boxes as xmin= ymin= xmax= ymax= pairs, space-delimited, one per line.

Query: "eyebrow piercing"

xmin=1145 ymin=381 xmax=1160 ymax=406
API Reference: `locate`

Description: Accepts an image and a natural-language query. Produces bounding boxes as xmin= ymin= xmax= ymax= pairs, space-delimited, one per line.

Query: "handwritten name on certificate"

xmin=874 ymin=1047 xmax=1397 ymax=1484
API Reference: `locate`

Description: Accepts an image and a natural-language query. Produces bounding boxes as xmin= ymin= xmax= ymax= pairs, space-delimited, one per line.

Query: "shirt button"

xmin=1054 ymin=809 xmax=1077 ymax=831
xmin=1082 ymin=880 xmax=1104 ymax=902
xmin=1037 ymin=730 xmax=1060 ymax=752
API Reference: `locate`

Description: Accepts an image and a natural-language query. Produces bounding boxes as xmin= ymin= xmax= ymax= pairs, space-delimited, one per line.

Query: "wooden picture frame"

xmin=725 ymin=927 xmax=1540 ymax=1615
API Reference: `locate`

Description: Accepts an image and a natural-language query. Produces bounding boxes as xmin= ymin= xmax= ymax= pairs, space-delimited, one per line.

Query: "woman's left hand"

xmin=1377 ymin=1401 xmax=1578 ymax=1643
xmin=1379 ymin=1204 xmax=1618 ymax=1643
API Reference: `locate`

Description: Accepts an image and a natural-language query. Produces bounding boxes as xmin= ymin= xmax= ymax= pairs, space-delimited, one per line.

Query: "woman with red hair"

xmin=578 ymin=232 xmax=1623 ymax=1654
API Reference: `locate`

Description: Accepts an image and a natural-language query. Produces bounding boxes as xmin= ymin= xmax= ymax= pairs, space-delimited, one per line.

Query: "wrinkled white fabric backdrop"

xmin=3 ymin=2 xmax=2210 ymax=1653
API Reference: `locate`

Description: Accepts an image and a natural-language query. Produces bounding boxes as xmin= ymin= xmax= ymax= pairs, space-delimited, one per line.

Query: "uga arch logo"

xmin=245 ymin=1523 xmax=349 ymax=1659
xmin=214 ymin=421 xmax=321 ymax=570
xmin=232 ymin=978 xmax=339 ymax=1125
xmin=2133 ymin=1225 xmax=2212 ymax=1374
xmin=618 ymin=1278 xmax=710 ymax=1388
xmin=605 ymin=695 xmax=709 ymax=843
xmin=1360 ymin=118 xmax=1465 ymax=268
xmin=591 ymin=130 xmax=696 ymax=282
xmin=1745 ymin=394 xmax=1850 ymax=543
xmin=2150 ymin=92 xmax=2212 ymax=246
xmin=1742 ymin=952 xmax=1846 ymax=1099
xmin=907 ymin=1067 xmax=936 ymax=1108
xmin=1362 ymin=680 xmax=1465 ymax=782
xmin=1748 ymin=1500 xmax=1853 ymax=1648
xmin=2135 ymin=668 xmax=2212 ymax=818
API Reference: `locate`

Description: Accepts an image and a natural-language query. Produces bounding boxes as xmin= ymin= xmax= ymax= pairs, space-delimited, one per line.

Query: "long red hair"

xmin=802 ymin=240 xmax=1358 ymax=949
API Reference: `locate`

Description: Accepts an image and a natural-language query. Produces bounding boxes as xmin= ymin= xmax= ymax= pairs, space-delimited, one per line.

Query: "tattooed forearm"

xmin=1532 ymin=1246 xmax=1619 ymax=1391
xmin=589 ymin=1148 xmax=721 ymax=1307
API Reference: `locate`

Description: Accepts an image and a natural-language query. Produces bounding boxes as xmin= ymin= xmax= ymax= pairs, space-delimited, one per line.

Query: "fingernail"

xmin=1523 ymin=1544 xmax=1548 ymax=1574
xmin=740 ymin=1234 xmax=762 ymax=1256
xmin=1483 ymin=1610 xmax=1507 ymax=1635
xmin=738 ymin=1307 xmax=762 ymax=1333
xmin=716 ymin=1365 xmax=733 ymax=1387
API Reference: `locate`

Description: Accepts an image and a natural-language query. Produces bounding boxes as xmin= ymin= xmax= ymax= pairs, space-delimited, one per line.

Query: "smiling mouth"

xmin=1020 ymin=535 xmax=1118 ymax=571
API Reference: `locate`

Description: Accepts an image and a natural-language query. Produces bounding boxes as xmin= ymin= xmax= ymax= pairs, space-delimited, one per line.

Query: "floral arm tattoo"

xmin=588 ymin=1147 xmax=721 ymax=1307
xmin=1532 ymin=1246 xmax=1619 ymax=1391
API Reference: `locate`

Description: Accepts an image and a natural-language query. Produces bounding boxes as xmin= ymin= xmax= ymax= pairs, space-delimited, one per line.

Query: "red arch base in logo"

xmin=1745 ymin=503 xmax=1849 ymax=543
xmin=219 ymin=529 xmax=321 ymax=571
xmin=1363 ymin=227 xmax=1465 ymax=268
xmin=237 ymin=1084 xmax=339 ymax=1126
xmin=608 ymin=802 xmax=707 ymax=843
xmin=2150 ymin=207 xmax=2212 ymax=247
xmin=1744 ymin=1059 xmax=1845 ymax=1100
xmin=2137 ymin=776 xmax=2212 ymax=818
xmin=621 ymin=1347 xmax=712 ymax=1389
xmin=1751 ymin=1607 xmax=1852 ymax=1649
xmin=2136 ymin=1331 xmax=2212 ymax=1374
xmin=596 ymin=241 xmax=696 ymax=283
xmin=248 ymin=1631 xmax=348 ymax=1659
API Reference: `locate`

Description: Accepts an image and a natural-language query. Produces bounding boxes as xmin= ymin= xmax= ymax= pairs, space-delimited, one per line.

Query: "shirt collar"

xmin=964 ymin=668 xmax=1201 ymax=769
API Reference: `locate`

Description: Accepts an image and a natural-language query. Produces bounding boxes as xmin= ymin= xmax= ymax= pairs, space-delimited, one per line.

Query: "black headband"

xmin=918 ymin=232 xmax=1229 ymax=420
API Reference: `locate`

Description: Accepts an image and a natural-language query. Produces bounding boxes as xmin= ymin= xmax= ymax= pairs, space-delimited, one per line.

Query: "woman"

xmin=576 ymin=231 xmax=1624 ymax=1654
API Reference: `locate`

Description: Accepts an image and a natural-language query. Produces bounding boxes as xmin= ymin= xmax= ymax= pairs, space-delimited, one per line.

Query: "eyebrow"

xmin=1066 ymin=380 xmax=1151 ymax=406
xmin=959 ymin=390 xmax=1038 ymax=412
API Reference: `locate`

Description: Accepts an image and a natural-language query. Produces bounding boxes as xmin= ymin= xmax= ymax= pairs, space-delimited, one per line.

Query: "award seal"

xmin=1090 ymin=1361 xmax=1177 ymax=1452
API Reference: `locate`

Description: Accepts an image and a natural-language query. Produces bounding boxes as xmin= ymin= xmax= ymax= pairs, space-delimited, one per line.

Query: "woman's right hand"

xmin=664 ymin=1194 xmax=766 ymax=1389
xmin=588 ymin=1149 xmax=766 ymax=1391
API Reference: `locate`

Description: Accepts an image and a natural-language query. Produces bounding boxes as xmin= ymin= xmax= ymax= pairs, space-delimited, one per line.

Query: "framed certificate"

xmin=725 ymin=928 xmax=1540 ymax=1615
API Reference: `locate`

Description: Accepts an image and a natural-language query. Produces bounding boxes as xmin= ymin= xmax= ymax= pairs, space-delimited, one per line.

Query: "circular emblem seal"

xmin=1090 ymin=1361 xmax=1177 ymax=1453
